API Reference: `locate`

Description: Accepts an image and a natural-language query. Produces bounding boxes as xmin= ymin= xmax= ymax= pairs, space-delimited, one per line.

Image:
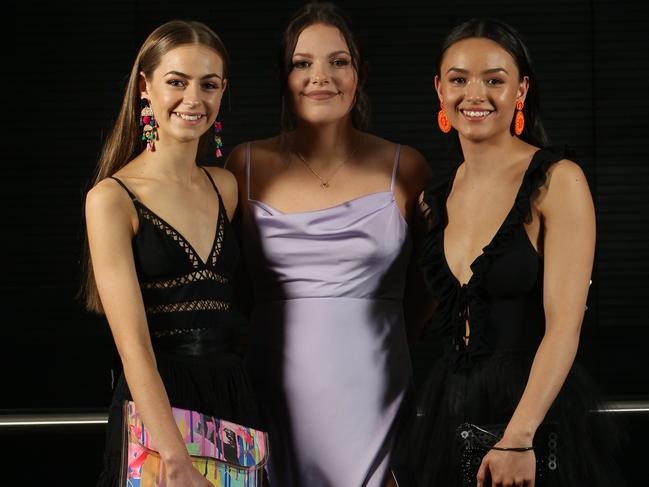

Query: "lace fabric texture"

xmin=97 ymin=169 xmax=263 ymax=487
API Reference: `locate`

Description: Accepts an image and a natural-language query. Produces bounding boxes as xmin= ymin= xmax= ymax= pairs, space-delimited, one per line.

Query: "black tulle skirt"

xmin=96 ymin=341 xmax=262 ymax=487
xmin=394 ymin=351 xmax=625 ymax=487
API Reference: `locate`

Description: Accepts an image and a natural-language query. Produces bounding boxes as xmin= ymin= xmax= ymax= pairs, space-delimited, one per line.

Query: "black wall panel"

xmin=4 ymin=0 xmax=648 ymax=410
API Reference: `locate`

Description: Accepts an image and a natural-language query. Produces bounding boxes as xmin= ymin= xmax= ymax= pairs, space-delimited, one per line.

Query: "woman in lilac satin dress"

xmin=226 ymin=3 xmax=431 ymax=486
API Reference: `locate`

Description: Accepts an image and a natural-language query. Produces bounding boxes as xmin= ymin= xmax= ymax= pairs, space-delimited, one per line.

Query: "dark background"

xmin=4 ymin=0 xmax=648 ymax=483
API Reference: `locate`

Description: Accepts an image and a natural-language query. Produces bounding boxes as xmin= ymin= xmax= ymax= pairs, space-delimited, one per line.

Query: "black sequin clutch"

xmin=455 ymin=422 xmax=558 ymax=487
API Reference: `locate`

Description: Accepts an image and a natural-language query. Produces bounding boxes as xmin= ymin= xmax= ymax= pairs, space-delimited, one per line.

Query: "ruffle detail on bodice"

xmin=419 ymin=147 xmax=572 ymax=370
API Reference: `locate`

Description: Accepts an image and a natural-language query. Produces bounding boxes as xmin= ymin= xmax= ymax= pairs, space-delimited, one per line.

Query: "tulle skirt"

xmin=394 ymin=351 xmax=625 ymax=487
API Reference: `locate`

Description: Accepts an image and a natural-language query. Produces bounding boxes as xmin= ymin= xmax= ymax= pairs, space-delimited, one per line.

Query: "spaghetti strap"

xmin=390 ymin=144 xmax=401 ymax=193
xmin=200 ymin=167 xmax=222 ymax=197
xmin=110 ymin=176 xmax=138 ymax=201
xmin=245 ymin=142 xmax=252 ymax=200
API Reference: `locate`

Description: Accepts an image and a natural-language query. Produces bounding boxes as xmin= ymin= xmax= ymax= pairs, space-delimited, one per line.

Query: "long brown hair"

xmin=82 ymin=20 xmax=229 ymax=313
xmin=279 ymin=2 xmax=370 ymax=131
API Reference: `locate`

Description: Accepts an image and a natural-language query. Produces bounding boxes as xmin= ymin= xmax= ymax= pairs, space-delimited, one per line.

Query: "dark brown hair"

xmin=82 ymin=20 xmax=229 ymax=313
xmin=278 ymin=2 xmax=370 ymax=131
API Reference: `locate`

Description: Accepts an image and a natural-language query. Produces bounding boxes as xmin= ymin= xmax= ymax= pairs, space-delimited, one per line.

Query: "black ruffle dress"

xmin=396 ymin=148 xmax=624 ymax=486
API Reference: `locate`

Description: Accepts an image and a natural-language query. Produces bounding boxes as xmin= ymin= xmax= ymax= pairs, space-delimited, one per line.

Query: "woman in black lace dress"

xmin=83 ymin=21 xmax=261 ymax=487
xmin=396 ymin=18 xmax=623 ymax=487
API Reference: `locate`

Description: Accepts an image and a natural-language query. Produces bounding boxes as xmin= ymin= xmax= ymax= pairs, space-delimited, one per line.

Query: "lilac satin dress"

xmin=243 ymin=143 xmax=412 ymax=487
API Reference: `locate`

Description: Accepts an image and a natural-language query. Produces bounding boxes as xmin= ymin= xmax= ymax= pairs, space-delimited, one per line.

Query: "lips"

xmin=303 ymin=90 xmax=338 ymax=100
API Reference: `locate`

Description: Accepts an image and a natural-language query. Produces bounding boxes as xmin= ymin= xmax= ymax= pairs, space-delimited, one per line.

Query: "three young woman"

xmin=86 ymin=8 xmax=621 ymax=487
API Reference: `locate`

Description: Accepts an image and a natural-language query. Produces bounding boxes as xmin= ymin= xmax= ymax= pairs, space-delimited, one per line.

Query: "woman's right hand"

xmin=166 ymin=460 xmax=213 ymax=487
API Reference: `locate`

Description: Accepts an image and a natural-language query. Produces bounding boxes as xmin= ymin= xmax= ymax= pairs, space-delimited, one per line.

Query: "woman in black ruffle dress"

xmin=395 ymin=19 xmax=623 ymax=487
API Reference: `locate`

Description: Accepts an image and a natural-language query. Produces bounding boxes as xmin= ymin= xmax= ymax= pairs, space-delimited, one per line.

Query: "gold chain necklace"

xmin=293 ymin=143 xmax=359 ymax=189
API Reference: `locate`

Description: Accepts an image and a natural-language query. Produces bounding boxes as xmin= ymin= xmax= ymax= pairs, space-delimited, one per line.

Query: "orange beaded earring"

xmin=514 ymin=100 xmax=525 ymax=136
xmin=438 ymin=101 xmax=452 ymax=133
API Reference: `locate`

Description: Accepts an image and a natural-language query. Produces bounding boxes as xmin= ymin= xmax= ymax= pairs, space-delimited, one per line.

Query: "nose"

xmin=464 ymin=78 xmax=486 ymax=103
xmin=311 ymin=61 xmax=330 ymax=85
xmin=183 ymin=84 xmax=201 ymax=108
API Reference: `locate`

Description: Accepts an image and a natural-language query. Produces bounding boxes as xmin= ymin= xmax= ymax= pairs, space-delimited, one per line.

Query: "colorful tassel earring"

xmin=437 ymin=101 xmax=452 ymax=133
xmin=140 ymin=98 xmax=158 ymax=151
xmin=514 ymin=100 xmax=525 ymax=136
xmin=214 ymin=120 xmax=223 ymax=158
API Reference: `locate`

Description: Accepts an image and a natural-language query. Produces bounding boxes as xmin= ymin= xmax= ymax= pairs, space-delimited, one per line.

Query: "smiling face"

xmin=287 ymin=23 xmax=357 ymax=126
xmin=436 ymin=37 xmax=528 ymax=142
xmin=140 ymin=44 xmax=226 ymax=144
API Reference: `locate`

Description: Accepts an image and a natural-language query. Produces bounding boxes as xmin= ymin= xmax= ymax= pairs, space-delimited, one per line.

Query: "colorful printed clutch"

xmin=120 ymin=400 xmax=268 ymax=487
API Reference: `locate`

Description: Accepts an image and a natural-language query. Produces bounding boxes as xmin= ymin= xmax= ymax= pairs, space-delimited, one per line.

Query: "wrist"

xmin=502 ymin=426 xmax=535 ymax=446
xmin=160 ymin=446 xmax=191 ymax=472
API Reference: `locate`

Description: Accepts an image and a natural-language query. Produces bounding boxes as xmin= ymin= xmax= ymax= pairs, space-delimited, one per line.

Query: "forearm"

xmin=120 ymin=345 xmax=191 ymax=470
xmin=503 ymin=326 xmax=580 ymax=445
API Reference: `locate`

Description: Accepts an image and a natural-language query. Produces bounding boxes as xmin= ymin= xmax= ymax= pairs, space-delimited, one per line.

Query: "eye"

xmin=292 ymin=60 xmax=310 ymax=69
xmin=331 ymin=58 xmax=350 ymax=67
xmin=166 ymin=79 xmax=186 ymax=88
xmin=450 ymin=77 xmax=466 ymax=85
xmin=486 ymin=78 xmax=504 ymax=86
xmin=202 ymin=81 xmax=221 ymax=90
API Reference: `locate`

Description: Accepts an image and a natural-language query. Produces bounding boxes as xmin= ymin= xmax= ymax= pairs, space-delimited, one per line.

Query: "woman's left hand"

xmin=476 ymin=441 xmax=536 ymax=487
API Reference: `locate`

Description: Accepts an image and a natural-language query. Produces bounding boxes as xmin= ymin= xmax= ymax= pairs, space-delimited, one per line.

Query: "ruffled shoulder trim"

xmin=471 ymin=145 xmax=573 ymax=275
xmin=518 ymin=145 xmax=575 ymax=224
xmin=419 ymin=165 xmax=456 ymax=282
xmin=418 ymin=167 xmax=460 ymax=343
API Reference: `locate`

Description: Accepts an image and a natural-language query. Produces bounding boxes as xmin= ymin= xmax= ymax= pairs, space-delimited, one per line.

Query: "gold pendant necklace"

xmin=293 ymin=142 xmax=359 ymax=189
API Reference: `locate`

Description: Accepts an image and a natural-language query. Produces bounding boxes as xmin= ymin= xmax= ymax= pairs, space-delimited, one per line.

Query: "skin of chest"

xmin=444 ymin=174 xmax=542 ymax=286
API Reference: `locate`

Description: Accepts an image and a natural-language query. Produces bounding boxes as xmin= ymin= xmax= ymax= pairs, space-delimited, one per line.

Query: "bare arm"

xmin=86 ymin=181 xmax=209 ymax=485
xmin=504 ymin=160 xmax=594 ymax=443
xmin=478 ymin=160 xmax=595 ymax=486
xmin=397 ymin=146 xmax=436 ymax=342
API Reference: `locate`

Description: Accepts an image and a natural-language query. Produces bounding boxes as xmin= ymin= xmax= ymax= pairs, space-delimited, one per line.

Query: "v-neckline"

xmin=441 ymin=150 xmax=540 ymax=287
xmin=135 ymin=193 xmax=222 ymax=267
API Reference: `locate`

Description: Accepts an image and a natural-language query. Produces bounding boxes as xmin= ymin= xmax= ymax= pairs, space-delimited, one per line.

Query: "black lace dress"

xmin=96 ymin=168 xmax=261 ymax=486
xmin=395 ymin=148 xmax=623 ymax=486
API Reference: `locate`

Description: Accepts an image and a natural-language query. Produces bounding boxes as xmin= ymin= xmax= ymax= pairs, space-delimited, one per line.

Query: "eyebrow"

xmin=446 ymin=67 xmax=509 ymax=75
xmin=164 ymin=70 xmax=223 ymax=80
xmin=292 ymin=50 xmax=351 ymax=58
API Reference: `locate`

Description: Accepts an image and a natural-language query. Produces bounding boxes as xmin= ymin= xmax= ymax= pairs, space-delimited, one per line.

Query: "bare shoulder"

xmin=362 ymin=133 xmax=429 ymax=177
xmin=203 ymin=166 xmax=237 ymax=197
xmin=224 ymin=143 xmax=248 ymax=180
xmin=546 ymin=159 xmax=588 ymax=186
xmin=543 ymin=159 xmax=590 ymax=199
xmin=375 ymin=135 xmax=431 ymax=190
xmin=225 ymin=136 xmax=283 ymax=179
xmin=202 ymin=166 xmax=239 ymax=220
xmin=539 ymin=159 xmax=593 ymax=215
xmin=398 ymin=144 xmax=431 ymax=180
xmin=85 ymin=178 xmax=134 ymax=220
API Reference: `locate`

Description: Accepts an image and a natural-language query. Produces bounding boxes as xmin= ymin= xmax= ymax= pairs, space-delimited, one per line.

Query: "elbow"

xmin=116 ymin=340 xmax=157 ymax=371
xmin=543 ymin=320 xmax=582 ymax=350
